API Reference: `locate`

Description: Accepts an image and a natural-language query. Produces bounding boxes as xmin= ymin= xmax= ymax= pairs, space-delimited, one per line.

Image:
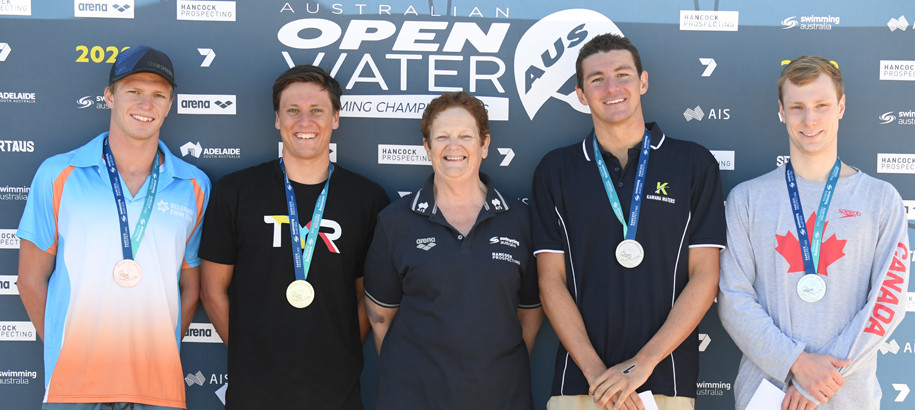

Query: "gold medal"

xmin=286 ymin=280 xmax=315 ymax=308
xmin=113 ymin=259 xmax=142 ymax=288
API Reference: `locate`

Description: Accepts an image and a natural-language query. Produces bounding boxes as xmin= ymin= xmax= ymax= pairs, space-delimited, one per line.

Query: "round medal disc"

xmin=616 ymin=239 xmax=644 ymax=268
xmin=113 ymin=259 xmax=142 ymax=288
xmin=796 ymin=275 xmax=827 ymax=303
xmin=286 ymin=280 xmax=315 ymax=309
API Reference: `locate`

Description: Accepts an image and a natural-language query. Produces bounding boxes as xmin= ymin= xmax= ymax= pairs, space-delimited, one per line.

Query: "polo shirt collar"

xmin=69 ymin=132 xmax=199 ymax=185
xmin=410 ymin=173 xmax=511 ymax=218
xmin=582 ymin=122 xmax=667 ymax=162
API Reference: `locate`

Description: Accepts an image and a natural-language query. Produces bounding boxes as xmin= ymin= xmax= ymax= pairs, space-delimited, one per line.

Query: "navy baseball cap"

xmin=109 ymin=45 xmax=177 ymax=87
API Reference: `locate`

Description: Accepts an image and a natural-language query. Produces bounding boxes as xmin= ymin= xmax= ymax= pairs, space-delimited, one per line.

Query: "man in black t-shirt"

xmin=199 ymin=65 xmax=389 ymax=409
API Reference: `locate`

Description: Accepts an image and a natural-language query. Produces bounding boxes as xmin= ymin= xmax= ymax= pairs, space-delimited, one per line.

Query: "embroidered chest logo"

xmin=838 ymin=208 xmax=861 ymax=218
xmin=775 ymin=212 xmax=846 ymax=274
xmin=416 ymin=237 xmax=436 ymax=251
xmin=646 ymin=181 xmax=676 ymax=204
xmin=489 ymin=236 xmax=520 ymax=248
xmin=491 ymin=198 xmax=504 ymax=210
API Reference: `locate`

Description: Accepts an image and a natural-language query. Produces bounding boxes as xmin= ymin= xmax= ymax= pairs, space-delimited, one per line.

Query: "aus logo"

xmin=514 ymin=9 xmax=623 ymax=120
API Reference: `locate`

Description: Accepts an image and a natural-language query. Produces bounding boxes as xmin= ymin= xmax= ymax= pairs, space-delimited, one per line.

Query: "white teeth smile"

xmin=445 ymin=156 xmax=465 ymax=160
xmin=295 ymin=132 xmax=317 ymax=140
xmin=605 ymin=98 xmax=624 ymax=104
xmin=801 ymin=131 xmax=820 ymax=136
xmin=132 ymin=114 xmax=153 ymax=122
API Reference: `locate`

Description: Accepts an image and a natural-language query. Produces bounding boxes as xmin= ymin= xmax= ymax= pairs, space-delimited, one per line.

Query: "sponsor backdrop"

xmin=1 ymin=0 xmax=914 ymax=408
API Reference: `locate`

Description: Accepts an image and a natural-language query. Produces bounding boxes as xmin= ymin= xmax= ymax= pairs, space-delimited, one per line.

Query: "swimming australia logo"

xmin=881 ymin=112 xmax=898 ymax=124
xmin=513 ymin=9 xmax=623 ymax=120
xmin=782 ymin=15 xmax=840 ymax=30
xmin=416 ymin=237 xmax=436 ymax=251
xmin=489 ymin=236 xmax=520 ymax=248
xmin=781 ymin=17 xmax=798 ymax=29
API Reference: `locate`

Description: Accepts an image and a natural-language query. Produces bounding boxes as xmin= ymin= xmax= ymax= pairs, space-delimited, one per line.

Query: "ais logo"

xmin=514 ymin=9 xmax=622 ymax=120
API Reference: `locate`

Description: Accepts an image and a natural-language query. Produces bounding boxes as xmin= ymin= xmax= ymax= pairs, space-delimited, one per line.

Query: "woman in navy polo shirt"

xmin=364 ymin=91 xmax=543 ymax=409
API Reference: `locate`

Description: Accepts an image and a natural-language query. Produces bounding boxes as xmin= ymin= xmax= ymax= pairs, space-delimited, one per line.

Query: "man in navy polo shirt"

xmin=531 ymin=33 xmax=726 ymax=410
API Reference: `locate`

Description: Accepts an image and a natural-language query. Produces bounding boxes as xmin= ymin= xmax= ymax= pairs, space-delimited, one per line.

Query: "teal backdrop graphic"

xmin=1 ymin=1 xmax=914 ymax=408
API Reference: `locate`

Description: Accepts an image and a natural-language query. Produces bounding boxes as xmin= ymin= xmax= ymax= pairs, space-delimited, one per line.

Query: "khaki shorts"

xmin=547 ymin=394 xmax=695 ymax=410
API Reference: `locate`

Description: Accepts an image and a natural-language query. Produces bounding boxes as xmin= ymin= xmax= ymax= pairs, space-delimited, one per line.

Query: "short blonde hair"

xmin=778 ymin=56 xmax=843 ymax=102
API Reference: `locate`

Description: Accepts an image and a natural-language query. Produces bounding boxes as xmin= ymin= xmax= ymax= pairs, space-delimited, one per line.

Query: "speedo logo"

xmin=74 ymin=1 xmax=134 ymax=19
xmin=416 ymin=237 xmax=436 ymax=251
xmin=514 ymin=9 xmax=623 ymax=120
xmin=177 ymin=94 xmax=236 ymax=115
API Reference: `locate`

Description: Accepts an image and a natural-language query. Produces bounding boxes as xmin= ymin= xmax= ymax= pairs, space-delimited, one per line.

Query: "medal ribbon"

xmin=280 ymin=158 xmax=333 ymax=282
xmin=592 ymin=129 xmax=651 ymax=240
xmin=784 ymin=157 xmax=841 ymax=276
xmin=102 ymin=136 xmax=160 ymax=260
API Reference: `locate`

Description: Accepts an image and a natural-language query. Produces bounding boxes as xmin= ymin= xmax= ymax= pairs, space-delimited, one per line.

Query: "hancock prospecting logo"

xmin=0 ymin=0 xmax=30 ymax=16
xmin=514 ymin=9 xmax=622 ymax=120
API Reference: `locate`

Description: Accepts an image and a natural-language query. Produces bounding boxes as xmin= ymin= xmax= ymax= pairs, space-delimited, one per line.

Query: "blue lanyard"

xmin=102 ymin=137 xmax=160 ymax=260
xmin=279 ymin=158 xmax=333 ymax=282
xmin=785 ymin=158 xmax=841 ymax=276
xmin=592 ymin=129 xmax=652 ymax=240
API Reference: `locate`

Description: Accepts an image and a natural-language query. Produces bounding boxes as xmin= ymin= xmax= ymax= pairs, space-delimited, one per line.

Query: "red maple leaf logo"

xmin=775 ymin=212 xmax=846 ymax=275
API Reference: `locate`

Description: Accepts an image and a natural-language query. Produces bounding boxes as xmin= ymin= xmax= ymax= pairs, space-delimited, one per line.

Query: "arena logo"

xmin=696 ymin=380 xmax=731 ymax=397
xmin=0 ymin=275 xmax=18 ymax=295
xmin=77 ymin=95 xmax=110 ymax=110
xmin=179 ymin=141 xmax=241 ymax=159
xmin=177 ymin=0 xmax=235 ymax=22
xmin=277 ymin=14 xmax=515 ymax=120
xmin=0 ymin=0 xmax=30 ymax=16
xmin=879 ymin=110 xmax=915 ymax=125
xmin=177 ymin=94 xmax=236 ymax=115
xmin=0 ymin=229 xmax=19 ymax=249
xmin=0 ymin=321 xmax=36 ymax=341
xmin=514 ymin=9 xmax=622 ymax=120
xmin=74 ymin=0 xmax=134 ymax=19
xmin=0 ymin=369 xmax=37 ymax=385
xmin=182 ymin=323 xmax=223 ymax=343
xmin=880 ymin=60 xmax=915 ymax=81
xmin=683 ymin=105 xmax=730 ymax=122
xmin=781 ymin=15 xmax=840 ymax=30
xmin=0 ymin=140 xmax=35 ymax=153
xmin=710 ymin=150 xmax=734 ymax=171
xmin=0 ymin=91 xmax=35 ymax=103
xmin=0 ymin=185 xmax=28 ymax=201
xmin=378 ymin=144 xmax=430 ymax=165
xmin=887 ymin=15 xmax=912 ymax=32
xmin=877 ymin=153 xmax=915 ymax=174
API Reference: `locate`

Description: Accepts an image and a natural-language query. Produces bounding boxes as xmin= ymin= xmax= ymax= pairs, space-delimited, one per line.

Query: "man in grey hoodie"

xmin=719 ymin=56 xmax=909 ymax=410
